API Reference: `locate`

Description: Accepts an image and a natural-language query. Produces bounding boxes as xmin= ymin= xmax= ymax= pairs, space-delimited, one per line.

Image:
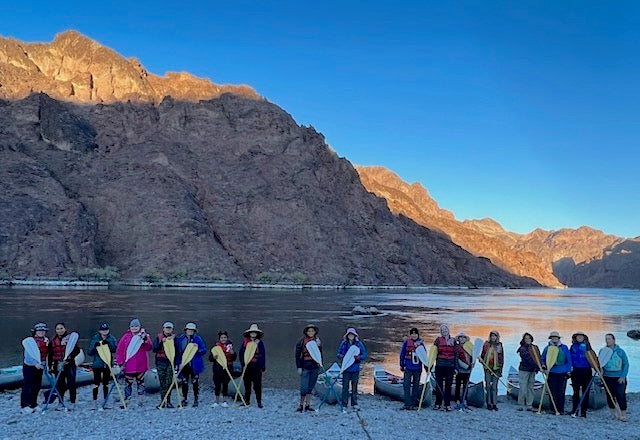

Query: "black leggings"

xmin=21 ymin=364 xmax=43 ymax=409
xmin=180 ymin=366 xmax=199 ymax=400
xmin=213 ymin=368 xmax=230 ymax=397
xmin=434 ymin=365 xmax=454 ymax=407
xmin=244 ymin=362 xmax=262 ymax=405
xmin=604 ymin=376 xmax=627 ymax=411
xmin=571 ymin=367 xmax=592 ymax=414
xmin=52 ymin=362 xmax=77 ymax=403
xmin=93 ymin=367 xmax=110 ymax=400
xmin=454 ymin=372 xmax=470 ymax=402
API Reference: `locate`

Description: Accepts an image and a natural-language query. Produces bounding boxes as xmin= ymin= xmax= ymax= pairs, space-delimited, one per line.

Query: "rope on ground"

xmin=354 ymin=408 xmax=373 ymax=440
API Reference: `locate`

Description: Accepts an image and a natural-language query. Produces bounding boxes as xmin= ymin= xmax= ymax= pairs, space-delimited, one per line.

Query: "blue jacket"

xmin=337 ymin=340 xmax=367 ymax=373
xmin=176 ymin=333 xmax=207 ymax=375
xmin=570 ymin=342 xmax=590 ymax=369
xmin=87 ymin=333 xmax=117 ymax=369
xmin=542 ymin=343 xmax=572 ymax=374
xmin=517 ymin=344 xmax=539 ymax=372
xmin=602 ymin=345 xmax=629 ymax=378
xmin=400 ymin=338 xmax=424 ymax=371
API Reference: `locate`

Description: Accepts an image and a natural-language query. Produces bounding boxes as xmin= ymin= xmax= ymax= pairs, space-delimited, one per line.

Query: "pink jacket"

xmin=116 ymin=330 xmax=152 ymax=373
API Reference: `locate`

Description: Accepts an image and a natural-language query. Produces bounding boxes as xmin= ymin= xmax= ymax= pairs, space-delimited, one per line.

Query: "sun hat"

xmin=548 ymin=331 xmax=561 ymax=339
xmin=243 ymin=323 xmax=264 ymax=337
xmin=344 ymin=327 xmax=359 ymax=338
xmin=163 ymin=322 xmax=174 ymax=329
xmin=99 ymin=323 xmax=110 ymax=330
xmin=33 ymin=323 xmax=48 ymax=332
xmin=184 ymin=322 xmax=197 ymax=331
xmin=457 ymin=332 xmax=468 ymax=338
xmin=303 ymin=324 xmax=319 ymax=335
xmin=129 ymin=319 xmax=141 ymax=327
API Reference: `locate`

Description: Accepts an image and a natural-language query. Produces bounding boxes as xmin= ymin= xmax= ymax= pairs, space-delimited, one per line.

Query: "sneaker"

xmin=221 ymin=402 xmax=229 ymax=408
xmin=296 ymin=405 xmax=304 ymax=413
xmin=493 ymin=406 xmax=498 ymax=411
xmin=212 ymin=402 xmax=220 ymax=408
xmin=517 ymin=407 xmax=524 ymax=411
xmin=305 ymin=406 xmax=315 ymax=412
xmin=433 ymin=405 xmax=441 ymax=411
xmin=55 ymin=402 xmax=65 ymax=411
xmin=257 ymin=403 xmax=264 ymax=409
xmin=21 ymin=407 xmax=34 ymax=414
xmin=181 ymin=399 xmax=188 ymax=407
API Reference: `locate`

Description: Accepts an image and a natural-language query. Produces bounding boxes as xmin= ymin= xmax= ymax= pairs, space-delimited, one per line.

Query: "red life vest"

xmin=50 ymin=334 xmax=68 ymax=361
xmin=302 ymin=336 xmax=315 ymax=361
xmin=436 ymin=336 xmax=455 ymax=361
xmin=216 ymin=341 xmax=234 ymax=366
xmin=404 ymin=338 xmax=417 ymax=359
xmin=34 ymin=336 xmax=49 ymax=362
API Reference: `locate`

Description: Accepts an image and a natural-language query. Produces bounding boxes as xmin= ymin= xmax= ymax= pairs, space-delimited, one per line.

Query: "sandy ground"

xmin=0 ymin=385 xmax=636 ymax=440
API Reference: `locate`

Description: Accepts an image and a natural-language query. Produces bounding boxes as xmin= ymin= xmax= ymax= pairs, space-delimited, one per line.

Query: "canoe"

xmin=430 ymin=375 xmax=485 ymax=408
xmin=314 ymin=362 xmax=343 ymax=405
xmin=506 ymin=366 xmax=606 ymax=410
xmin=373 ymin=366 xmax=432 ymax=407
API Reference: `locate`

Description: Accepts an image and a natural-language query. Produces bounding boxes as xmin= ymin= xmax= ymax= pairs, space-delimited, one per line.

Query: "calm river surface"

xmin=1 ymin=287 xmax=638 ymax=393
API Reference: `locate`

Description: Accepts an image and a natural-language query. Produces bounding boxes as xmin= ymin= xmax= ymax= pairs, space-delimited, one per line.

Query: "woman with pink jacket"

xmin=116 ymin=319 xmax=152 ymax=407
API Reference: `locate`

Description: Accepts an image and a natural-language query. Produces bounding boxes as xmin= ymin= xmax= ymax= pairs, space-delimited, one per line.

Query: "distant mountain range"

xmin=0 ymin=31 xmax=537 ymax=287
xmin=357 ymin=166 xmax=640 ymax=289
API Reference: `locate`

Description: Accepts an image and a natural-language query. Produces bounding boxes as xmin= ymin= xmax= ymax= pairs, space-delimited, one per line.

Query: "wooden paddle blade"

xmin=463 ymin=341 xmax=473 ymax=356
xmin=181 ymin=342 xmax=199 ymax=366
xmin=586 ymin=349 xmax=600 ymax=371
xmin=340 ymin=344 xmax=360 ymax=373
xmin=64 ymin=332 xmax=79 ymax=359
xmin=211 ymin=346 xmax=227 ymax=368
xmin=96 ymin=344 xmax=112 ymax=366
xmin=545 ymin=345 xmax=559 ymax=370
xmin=163 ymin=339 xmax=176 ymax=365
xmin=428 ymin=345 xmax=438 ymax=368
xmin=528 ymin=344 xmax=543 ymax=370
xmin=414 ymin=345 xmax=429 ymax=365
xmin=125 ymin=334 xmax=144 ymax=362
xmin=305 ymin=340 xmax=323 ymax=366
xmin=22 ymin=337 xmax=41 ymax=364
xmin=243 ymin=341 xmax=258 ymax=365
xmin=598 ymin=347 xmax=613 ymax=368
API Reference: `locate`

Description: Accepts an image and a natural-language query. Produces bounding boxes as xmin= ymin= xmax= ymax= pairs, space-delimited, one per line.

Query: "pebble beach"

xmin=1 ymin=385 xmax=636 ymax=440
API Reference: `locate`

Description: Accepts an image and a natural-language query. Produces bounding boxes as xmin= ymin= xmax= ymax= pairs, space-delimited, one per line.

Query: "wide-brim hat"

xmin=243 ymin=323 xmax=264 ymax=337
xmin=457 ymin=332 xmax=469 ymax=338
xmin=572 ymin=331 xmax=586 ymax=337
xmin=344 ymin=327 xmax=358 ymax=338
xmin=184 ymin=322 xmax=197 ymax=331
xmin=548 ymin=331 xmax=561 ymax=339
xmin=303 ymin=324 xmax=319 ymax=335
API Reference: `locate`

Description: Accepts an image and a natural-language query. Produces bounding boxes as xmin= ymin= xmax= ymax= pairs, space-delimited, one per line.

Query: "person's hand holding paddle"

xmin=297 ymin=368 xmax=303 ymax=376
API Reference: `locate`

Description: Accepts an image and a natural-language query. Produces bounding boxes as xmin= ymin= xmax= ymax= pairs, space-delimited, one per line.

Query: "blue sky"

xmin=2 ymin=1 xmax=639 ymax=237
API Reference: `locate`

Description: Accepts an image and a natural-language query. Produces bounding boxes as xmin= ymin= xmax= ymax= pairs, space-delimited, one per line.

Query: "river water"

xmin=0 ymin=287 xmax=637 ymax=393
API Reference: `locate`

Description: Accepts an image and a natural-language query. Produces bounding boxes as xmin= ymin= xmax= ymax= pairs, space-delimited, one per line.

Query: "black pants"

xmin=52 ymin=361 xmax=77 ymax=403
xmin=434 ymin=365 xmax=454 ymax=407
xmin=244 ymin=362 xmax=262 ymax=405
xmin=547 ymin=372 xmax=567 ymax=414
xmin=571 ymin=367 xmax=592 ymax=415
xmin=21 ymin=364 xmax=44 ymax=409
xmin=92 ymin=367 xmax=110 ymax=400
xmin=454 ymin=372 xmax=470 ymax=402
xmin=604 ymin=376 xmax=627 ymax=411
xmin=213 ymin=367 xmax=230 ymax=396
xmin=180 ymin=365 xmax=199 ymax=401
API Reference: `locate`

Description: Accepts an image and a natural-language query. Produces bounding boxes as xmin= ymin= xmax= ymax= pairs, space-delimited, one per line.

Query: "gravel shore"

xmin=1 ymin=385 xmax=636 ymax=440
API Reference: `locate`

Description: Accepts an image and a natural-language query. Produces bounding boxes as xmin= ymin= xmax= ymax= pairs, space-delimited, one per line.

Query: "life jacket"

xmin=50 ymin=333 xmax=69 ymax=361
xmin=34 ymin=336 xmax=49 ymax=362
xmin=404 ymin=338 xmax=421 ymax=364
xmin=604 ymin=347 xmax=624 ymax=372
xmin=245 ymin=338 xmax=260 ymax=363
xmin=301 ymin=336 xmax=316 ymax=361
xmin=156 ymin=333 xmax=169 ymax=359
xmin=216 ymin=341 xmax=235 ymax=366
xmin=555 ymin=345 xmax=567 ymax=365
xmin=436 ymin=336 xmax=455 ymax=361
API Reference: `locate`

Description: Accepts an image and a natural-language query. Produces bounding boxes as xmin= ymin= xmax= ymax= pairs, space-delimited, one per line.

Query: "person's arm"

xmin=115 ymin=335 xmax=126 ymax=365
xmin=108 ymin=336 xmax=117 ymax=353
xmin=295 ymin=339 xmax=303 ymax=369
xmin=152 ymin=336 xmax=161 ymax=353
xmin=399 ymin=341 xmax=407 ymax=370
xmin=238 ymin=341 xmax=245 ymax=367
xmin=336 ymin=342 xmax=345 ymax=360
xmin=620 ymin=348 xmax=629 ymax=379
xmin=88 ymin=335 xmax=98 ymax=356
xmin=259 ymin=340 xmax=266 ymax=371
xmin=358 ymin=342 xmax=367 ymax=362
xmin=564 ymin=346 xmax=572 ymax=370
xmin=197 ymin=336 xmax=207 ymax=356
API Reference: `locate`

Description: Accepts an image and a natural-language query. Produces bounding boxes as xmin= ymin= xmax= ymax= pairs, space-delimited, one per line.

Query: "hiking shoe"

xmin=21 ymin=407 xmax=34 ymax=414
xmin=444 ymin=406 xmax=452 ymax=412
xmin=257 ymin=403 xmax=264 ymax=409
xmin=493 ymin=406 xmax=498 ymax=411
xmin=305 ymin=406 xmax=316 ymax=412
xmin=181 ymin=399 xmax=188 ymax=407
xmin=296 ymin=405 xmax=304 ymax=412
xmin=221 ymin=402 xmax=229 ymax=408
xmin=193 ymin=400 xmax=199 ymax=408
xmin=212 ymin=402 xmax=220 ymax=408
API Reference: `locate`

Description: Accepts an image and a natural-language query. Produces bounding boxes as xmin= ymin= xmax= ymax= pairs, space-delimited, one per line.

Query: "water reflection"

xmin=0 ymin=287 xmax=637 ymax=393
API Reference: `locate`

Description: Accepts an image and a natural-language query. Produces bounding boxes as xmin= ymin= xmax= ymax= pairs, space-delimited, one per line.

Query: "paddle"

xmin=43 ymin=332 xmax=79 ymax=412
xmin=590 ymin=347 xmax=622 ymax=418
xmin=96 ymin=342 xmax=126 ymax=409
xmin=320 ymin=345 xmax=359 ymax=410
xmin=211 ymin=345 xmax=247 ymax=406
xmin=306 ymin=340 xmax=323 ymax=367
xmin=340 ymin=344 xmax=360 ymax=373
xmin=416 ymin=345 xmax=437 ymax=411
xmin=233 ymin=341 xmax=257 ymax=405
xmin=533 ymin=345 xmax=560 ymax=415
xmin=22 ymin=337 xmax=42 ymax=367
xmin=160 ymin=342 xmax=198 ymax=408
xmin=475 ymin=337 xmax=514 ymax=392
xmin=458 ymin=338 xmax=483 ymax=410
xmin=157 ymin=338 xmax=180 ymax=409
xmin=103 ymin=333 xmax=145 ymax=409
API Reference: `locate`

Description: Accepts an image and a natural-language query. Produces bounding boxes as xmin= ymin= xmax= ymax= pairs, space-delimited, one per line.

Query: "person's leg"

xmin=454 ymin=373 xmax=462 ymax=403
xmin=491 ymin=374 xmax=499 ymax=406
xmin=21 ymin=365 xmax=35 ymax=408
xmin=243 ymin=366 xmax=252 ymax=405
xmin=253 ymin=364 xmax=263 ymax=406
xmin=66 ymin=363 xmax=77 ymax=404
xmin=444 ymin=367 xmax=454 ymax=407
xmin=459 ymin=373 xmax=470 ymax=404
xmin=580 ymin=369 xmax=592 ymax=416
xmin=484 ymin=370 xmax=492 ymax=407
xmin=614 ymin=379 xmax=627 ymax=411
xmin=518 ymin=370 xmax=529 ymax=406
xmin=351 ymin=372 xmax=360 ymax=406
xmin=411 ymin=370 xmax=421 ymax=407
xmin=100 ymin=368 xmax=110 ymax=399
xmin=221 ymin=375 xmax=230 ymax=402
xmin=213 ymin=370 xmax=223 ymax=401
xmin=181 ymin=368 xmax=191 ymax=402
xmin=93 ymin=369 xmax=101 ymax=401
xmin=434 ymin=366 xmax=443 ymax=407
xmin=403 ymin=370 xmax=412 ymax=407
xmin=524 ymin=371 xmax=535 ymax=407
xmin=192 ymin=374 xmax=200 ymax=406
xmin=341 ymin=371 xmax=350 ymax=408
xmin=123 ymin=374 xmax=134 ymax=402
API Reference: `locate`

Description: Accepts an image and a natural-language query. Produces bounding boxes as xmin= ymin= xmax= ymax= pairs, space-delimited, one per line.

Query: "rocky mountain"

xmin=0 ymin=32 xmax=538 ymax=287
xmin=357 ymin=166 xmax=639 ymax=289
xmin=0 ymin=30 xmax=257 ymax=104
xmin=356 ymin=166 xmax=563 ymax=287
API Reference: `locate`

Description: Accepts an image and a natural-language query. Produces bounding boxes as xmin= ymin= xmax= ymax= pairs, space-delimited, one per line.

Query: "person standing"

xmin=152 ymin=321 xmax=178 ymax=408
xmin=176 ymin=322 xmax=207 ymax=408
xmin=87 ymin=323 xmax=117 ymax=409
xmin=454 ymin=332 xmax=472 ymax=408
xmin=295 ymin=324 xmax=322 ymax=412
xmin=602 ymin=333 xmax=629 ymax=421
xmin=516 ymin=332 xmax=539 ymax=411
xmin=47 ymin=322 xmax=80 ymax=410
xmin=542 ymin=331 xmax=572 ymax=415
xmin=480 ymin=330 xmax=504 ymax=411
xmin=433 ymin=324 xmax=457 ymax=411
xmin=570 ymin=331 xmax=592 ymax=417
xmin=209 ymin=330 xmax=236 ymax=408
xmin=116 ymin=319 xmax=153 ymax=407
xmin=21 ymin=323 xmax=49 ymax=413
xmin=337 ymin=327 xmax=367 ymax=410
xmin=239 ymin=323 xmax=266 ymax=408
xmin=399 ymin=328 xmax=424 ymax=410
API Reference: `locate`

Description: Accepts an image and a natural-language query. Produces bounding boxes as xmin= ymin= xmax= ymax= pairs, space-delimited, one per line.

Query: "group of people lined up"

xmin=20 ymin=320 xmax=266 ymax=413
xmin=399 ymin=325 xmax=629 ymax=421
